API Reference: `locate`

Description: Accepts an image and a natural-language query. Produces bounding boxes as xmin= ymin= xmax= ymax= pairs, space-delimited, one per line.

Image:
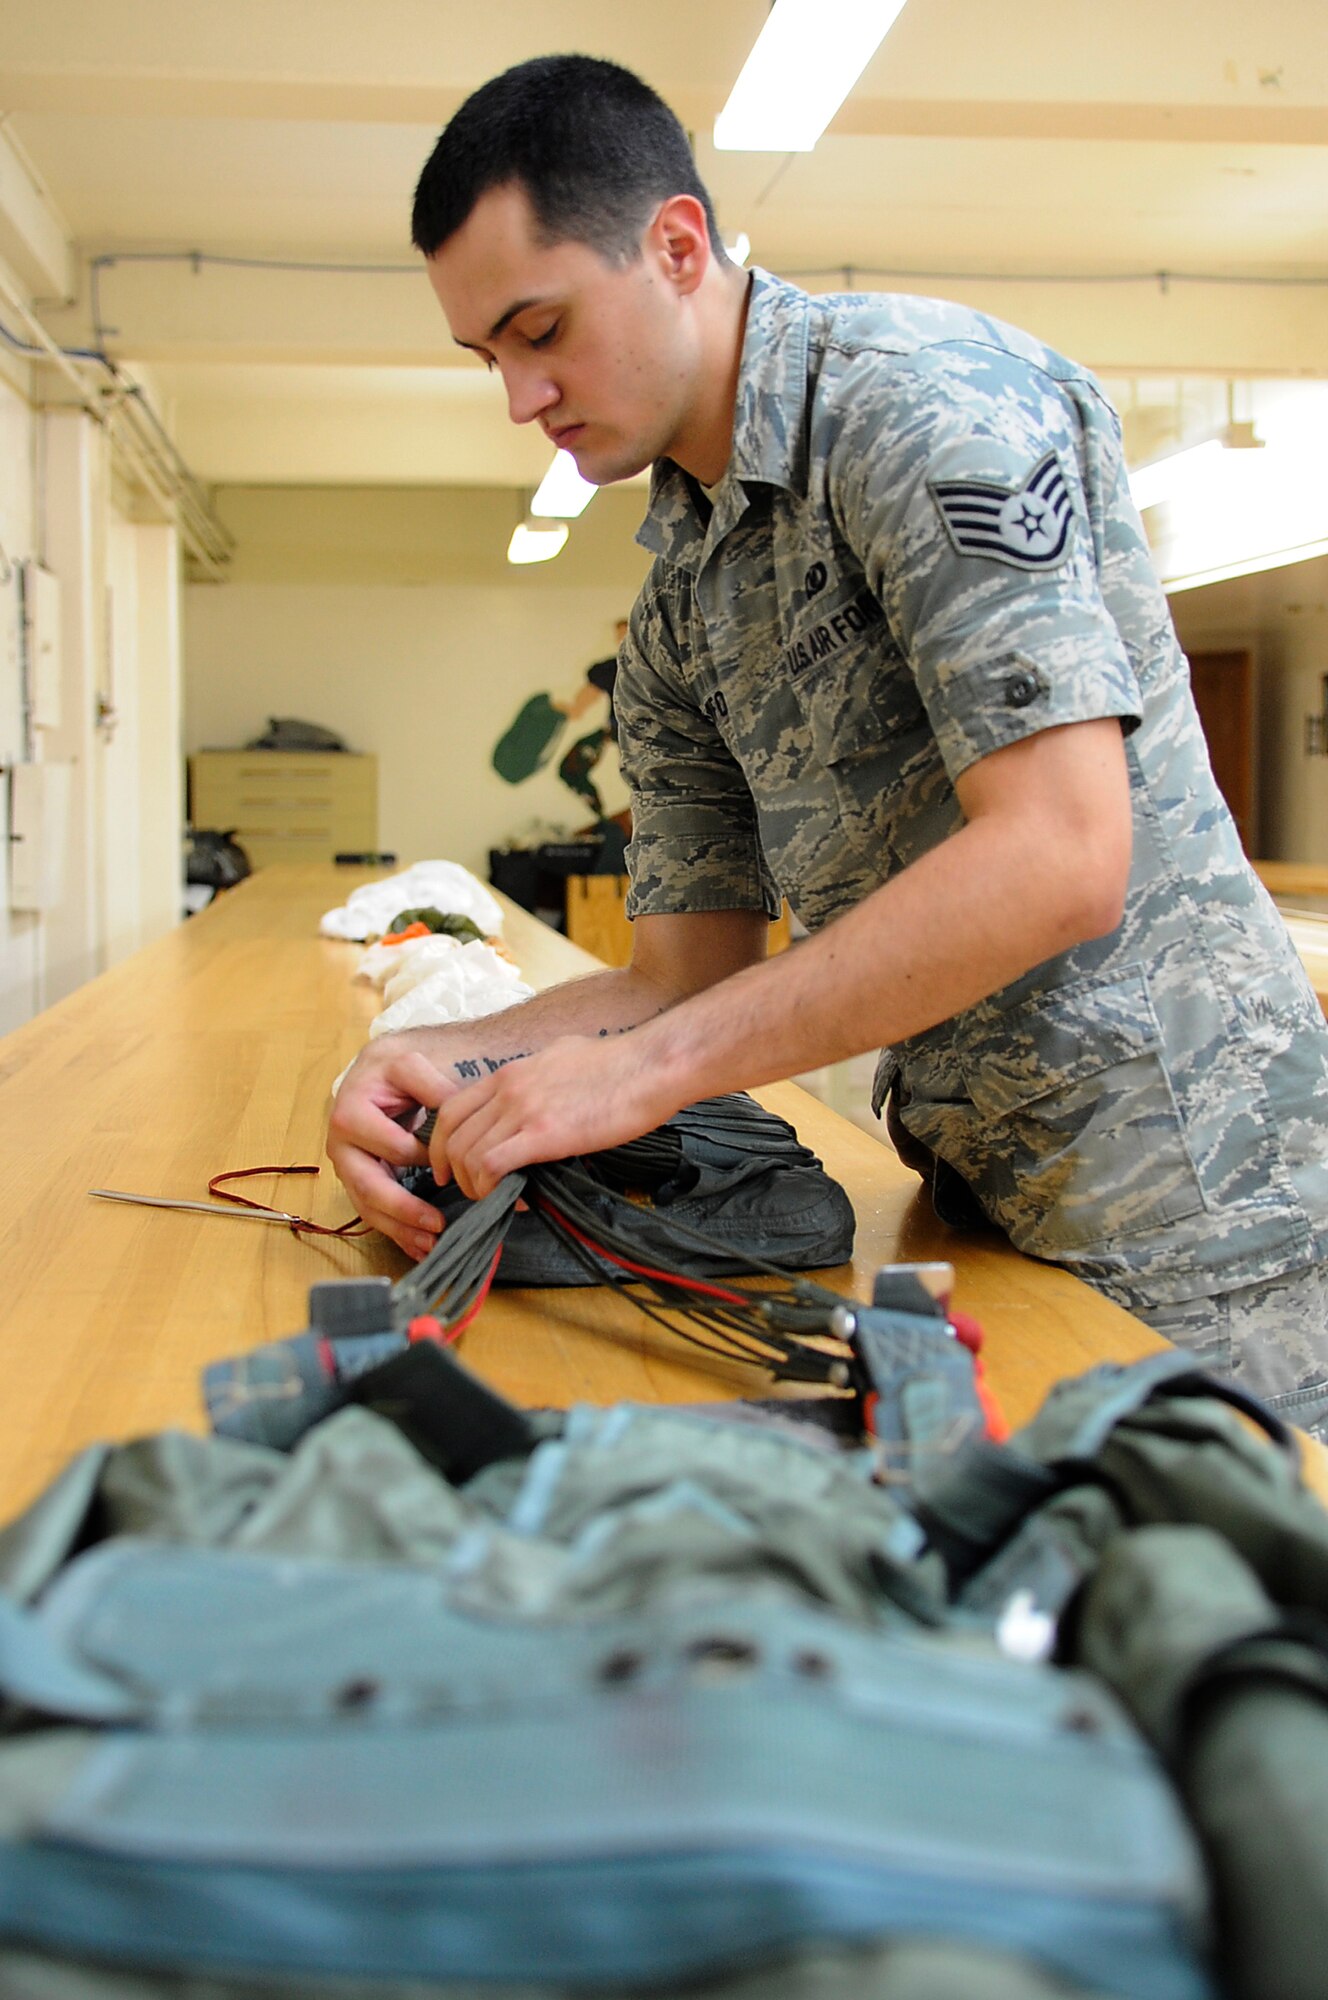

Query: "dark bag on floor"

xmin=184 ymin=828 xmax=250 ymax=890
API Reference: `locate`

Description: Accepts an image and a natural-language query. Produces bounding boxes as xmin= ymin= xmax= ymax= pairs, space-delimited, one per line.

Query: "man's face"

xmin=425 ymin=182 xmax=697 ymax=487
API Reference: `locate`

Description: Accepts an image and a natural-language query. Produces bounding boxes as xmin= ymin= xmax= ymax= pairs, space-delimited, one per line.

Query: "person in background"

xmin=328 ymin=55 xmax=1328 ymax=1436
xmin=585 ymin=616 xmax=629 ymax=744
xmin=490 ymin=619 xmax=626 ymax=822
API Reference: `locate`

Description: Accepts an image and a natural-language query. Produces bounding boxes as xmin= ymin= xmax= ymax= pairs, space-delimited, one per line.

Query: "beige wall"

xmin=103 ymin=520 xmax=184 ymax=968
xmin=0 ymin=387 xmax=185 ymax=1033
xmin=183 ymin=485 xmax=652 ymax=878
xmin=1170 ymin=553 xmax=1328 ymax=863
xmin=0 ymin=372 xmax=39 ymax=1034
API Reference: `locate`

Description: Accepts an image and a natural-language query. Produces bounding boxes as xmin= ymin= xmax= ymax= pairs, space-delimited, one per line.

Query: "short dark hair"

xmin=411 ymin=54 xmax=726 ymax=265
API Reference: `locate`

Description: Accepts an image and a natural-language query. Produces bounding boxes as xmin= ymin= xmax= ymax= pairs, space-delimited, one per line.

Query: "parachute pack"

xmin=2 ymin=1265 xmax=1328 ymax=1998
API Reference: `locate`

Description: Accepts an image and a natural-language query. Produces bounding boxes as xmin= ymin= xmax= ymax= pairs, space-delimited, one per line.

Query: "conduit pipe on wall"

xmin=0 ymin=265 xmax=232 ymax=579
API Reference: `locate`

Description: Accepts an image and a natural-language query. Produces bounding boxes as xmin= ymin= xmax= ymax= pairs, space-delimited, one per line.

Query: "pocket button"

xmin=1004 ymin=670 xmax=1043 ymax=709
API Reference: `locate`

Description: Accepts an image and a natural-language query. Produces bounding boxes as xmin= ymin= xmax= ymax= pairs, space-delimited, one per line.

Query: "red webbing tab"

xmin=407 ymin=1315 xmax=445 ymax=1344
xmin=949 ymin=1309 xmax=1009 ymax=1442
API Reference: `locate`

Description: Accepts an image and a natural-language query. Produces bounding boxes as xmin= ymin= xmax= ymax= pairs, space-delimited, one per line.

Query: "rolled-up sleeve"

xmin=617 ymin=571 xmax=781 ymax=921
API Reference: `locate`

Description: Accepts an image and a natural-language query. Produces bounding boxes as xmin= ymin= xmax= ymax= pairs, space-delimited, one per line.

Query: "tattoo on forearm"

xmin=448 ymin=1012 xmax=662 ymax=1081
xmin=450 ymin=1051 xmax=529 ymax=1082
xmin=597 ymin=1009 xmax=664 ymax=1038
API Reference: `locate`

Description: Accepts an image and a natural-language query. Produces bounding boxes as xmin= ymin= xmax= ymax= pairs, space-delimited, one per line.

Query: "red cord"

xmin=535 ymin=1201 xmax=753 ymax=1306
xmin=949 ymin=1309 xmax=1009 ymax=1442
xmin=207 ymin=1164 xmax=372 ymax=1239
xmin=444 ymin=1245 xmax=504 ymax=1340
xmin=408 ymin=1246 xmax=505 ymax=1347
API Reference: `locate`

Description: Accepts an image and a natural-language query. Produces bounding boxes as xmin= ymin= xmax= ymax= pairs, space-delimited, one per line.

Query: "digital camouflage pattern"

xmin=616 ymin=269 xmax=1328 ymax=1394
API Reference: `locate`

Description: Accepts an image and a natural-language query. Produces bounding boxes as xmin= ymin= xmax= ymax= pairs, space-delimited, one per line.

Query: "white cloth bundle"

xmin=320 ymin=862 xmax=504 ymax=943
xmin=367 ymin=938 xmax=533 ymax=1039
xmin=381 ymin=936 xmax=501 ymax=1007
xmin=354 ymin=934 xmax=456 ymax=993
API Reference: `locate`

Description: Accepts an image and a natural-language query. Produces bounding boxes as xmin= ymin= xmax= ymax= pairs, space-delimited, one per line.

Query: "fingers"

xmin=326 ymin=1042 xmax=455 ymax=1258
xmin=444 ymin=1112 xmax=524 ymax=1200
xmin=329 ymin=1049 xmax=449 ymax=1159
xmin=328 ymin=1132 xmax=444 ymax=1257
xmin=430 ymin=1077 xmax=506 ymax=1200
xmin=431 ymin=1089 xmax=487 ymax=1199
xmin=425 ymin=1038 xmax=663 ymax=1204
xmin=433 ymin=1062 xmax=572 ymax=1199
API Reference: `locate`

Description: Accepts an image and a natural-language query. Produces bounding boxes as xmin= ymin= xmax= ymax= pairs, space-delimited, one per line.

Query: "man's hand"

xmin=324 ymin=910 xmax=770 ymax=1242
xmin=431 ymin=1031 xmax=679 ymax=1200
xmin=326 ymin=1037 xmax=457 ymax=1259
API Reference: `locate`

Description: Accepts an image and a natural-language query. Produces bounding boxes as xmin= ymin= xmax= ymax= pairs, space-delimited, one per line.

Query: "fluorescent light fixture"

xmin=1163 ymin=537 xmax=1328 ymax=595
xmin=506 ymin=521 xmax=569 ymax=566
xmin=1129 ymin=439 xmax=1224 ymax=514
xmin=530 ymin=450 xmax=596 ymax=519
xmin=715 ymin=0 xmax=910 ymax=152
xmin=1129 ymin=422 xmax=1263 ymax=514
xmin=1142 ymin=437 xmax=1328 ymax=595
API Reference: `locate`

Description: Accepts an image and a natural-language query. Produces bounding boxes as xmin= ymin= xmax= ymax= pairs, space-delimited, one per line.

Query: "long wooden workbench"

xmin=1 ymin=861 xmax=1310 ymax=1523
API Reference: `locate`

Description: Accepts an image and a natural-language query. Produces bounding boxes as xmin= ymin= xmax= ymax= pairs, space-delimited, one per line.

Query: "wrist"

xmin=622 ymin=1011 xmax=711 ymax=1123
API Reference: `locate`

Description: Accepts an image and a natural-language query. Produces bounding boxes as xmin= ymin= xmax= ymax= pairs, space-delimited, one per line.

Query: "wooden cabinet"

xmin=563 ymin=875 xmax=792 ymax=967
xmin=564 ymin=874 xmax=634 ymax=966
xmin=188 ymin=751 xmax=378 ymax=869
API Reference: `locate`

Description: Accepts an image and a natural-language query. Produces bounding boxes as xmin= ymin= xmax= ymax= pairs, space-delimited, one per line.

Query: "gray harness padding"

xmin=5 ymin=1335 xmax=1328 ymax=1996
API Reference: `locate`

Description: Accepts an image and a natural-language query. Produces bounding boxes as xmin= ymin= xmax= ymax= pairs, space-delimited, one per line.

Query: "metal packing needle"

xmin=89 ymin=1189 xmax=300 ymax=1225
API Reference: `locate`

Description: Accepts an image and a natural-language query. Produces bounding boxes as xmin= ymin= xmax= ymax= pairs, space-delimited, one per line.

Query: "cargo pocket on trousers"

xmin=961 ymin=967 xmax=1207 ymax=1257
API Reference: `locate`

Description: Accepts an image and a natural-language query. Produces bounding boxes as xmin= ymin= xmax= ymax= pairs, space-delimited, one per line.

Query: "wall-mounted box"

xmin=21 ymin=562 xmax=62 ymax=732
xmin=8 ymin=760 xmax=71 ymax=912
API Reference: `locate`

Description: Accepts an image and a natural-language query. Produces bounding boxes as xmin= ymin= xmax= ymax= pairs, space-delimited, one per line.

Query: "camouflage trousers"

xmin=1127 ymin=1263 xmax=1328 ymax=1444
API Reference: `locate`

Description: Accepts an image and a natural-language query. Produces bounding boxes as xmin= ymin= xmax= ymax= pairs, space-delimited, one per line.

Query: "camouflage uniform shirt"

xmin=616 ymin=268 xmax=1328 ymax=1309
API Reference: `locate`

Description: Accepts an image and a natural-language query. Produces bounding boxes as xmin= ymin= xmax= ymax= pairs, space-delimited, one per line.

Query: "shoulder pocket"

xmin=790 ymin=638 xmax=924 ymax=767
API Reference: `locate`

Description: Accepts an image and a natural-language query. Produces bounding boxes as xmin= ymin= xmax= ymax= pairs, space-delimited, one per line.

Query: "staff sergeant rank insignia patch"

xmin=928 ymin=450 xmax=1074 ymax=571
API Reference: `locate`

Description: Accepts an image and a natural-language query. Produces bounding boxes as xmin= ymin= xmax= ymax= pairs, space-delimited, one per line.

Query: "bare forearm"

xmin=377 ymin=964 xmax=668 ymax=1086
xmin=430 ymin=719 xmax=1133 ymax=1201
xmin=371 ymin=903 xmax=771 ymax=1089
xmin=634 ymin=808 xmax=1109 ymax=1107
xmin=620 ymin=719 xmax=1131 ymax=1111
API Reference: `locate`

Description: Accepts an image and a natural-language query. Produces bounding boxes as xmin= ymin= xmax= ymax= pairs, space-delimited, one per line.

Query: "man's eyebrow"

xmin=453 ymin=297 xmax=548 ymax=352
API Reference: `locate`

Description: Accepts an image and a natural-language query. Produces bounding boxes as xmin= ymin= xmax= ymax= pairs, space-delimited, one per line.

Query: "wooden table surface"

xmin=1254 ymin=860 xmax=1328 ymax=905
xmin=3 ymin=861 xmax=1314 ymax=1522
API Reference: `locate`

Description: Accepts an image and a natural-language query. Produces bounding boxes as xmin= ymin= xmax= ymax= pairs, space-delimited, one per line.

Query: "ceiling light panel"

xmin=506 ymin=522 xmax=569 ymax=566
xmin=715 ymin=0 xmax=911 ymax=153
xmin=529 ymin=451 xmax=596 ymax=519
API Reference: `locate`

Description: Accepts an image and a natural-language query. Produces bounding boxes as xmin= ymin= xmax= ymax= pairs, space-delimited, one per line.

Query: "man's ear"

xmin=646 ymin=195 xmax=713 ymax=298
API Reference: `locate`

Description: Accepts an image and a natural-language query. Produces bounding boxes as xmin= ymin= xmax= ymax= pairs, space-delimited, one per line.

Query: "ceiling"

xmin=2 ymin=0 xmax=1327 ymax=491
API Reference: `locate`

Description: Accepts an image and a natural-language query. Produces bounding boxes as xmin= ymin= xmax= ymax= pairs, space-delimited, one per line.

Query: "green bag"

xmin=2 ymin=1344 xmax=1327 ymax=1998
xmin=929 ymin=1350 xmax=1328 ymax=2000
xmin=491 ymin=692 xmax=564 ymax=783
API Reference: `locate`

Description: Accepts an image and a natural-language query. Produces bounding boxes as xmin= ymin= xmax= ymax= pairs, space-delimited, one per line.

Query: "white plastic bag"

xmin=321 ymin=861 xmax=504 ymax=942
xmin=367 ymin=939 xmax=533 ymax=1038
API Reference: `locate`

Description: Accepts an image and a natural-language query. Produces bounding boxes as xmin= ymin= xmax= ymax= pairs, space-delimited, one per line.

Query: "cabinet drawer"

xmin=189 ymin=752 xmax=378 ymax=866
